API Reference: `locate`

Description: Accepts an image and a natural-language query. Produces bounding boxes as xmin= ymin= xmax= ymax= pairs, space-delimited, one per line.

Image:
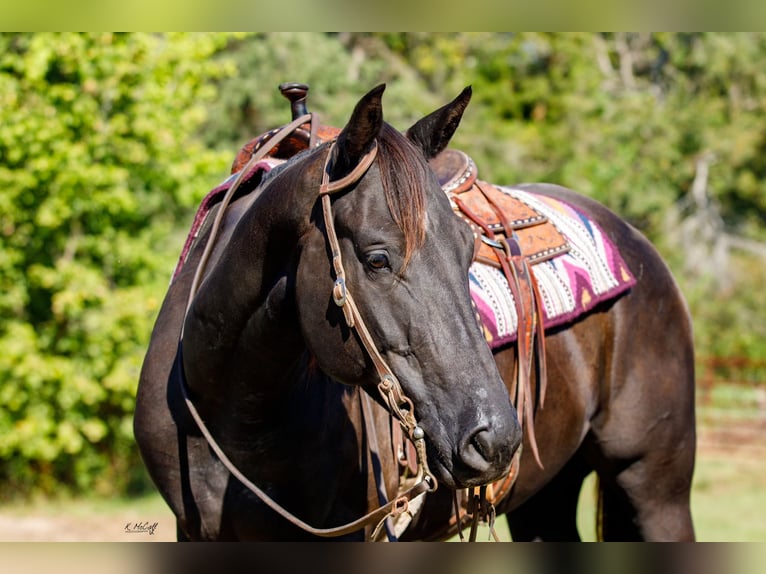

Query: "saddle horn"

xmin=279 ymin=82 xmax=310 ymax=120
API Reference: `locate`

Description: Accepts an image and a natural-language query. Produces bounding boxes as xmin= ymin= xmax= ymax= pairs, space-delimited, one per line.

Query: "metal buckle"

xmin=332 ymin=277 xmax=347 ymax=307
xmin=480 ymin=235 xmax=504 ymax=250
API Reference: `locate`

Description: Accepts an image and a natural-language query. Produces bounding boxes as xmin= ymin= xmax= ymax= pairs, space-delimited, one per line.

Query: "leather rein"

xmin=177 ymin=115 xmax=436 ymax=539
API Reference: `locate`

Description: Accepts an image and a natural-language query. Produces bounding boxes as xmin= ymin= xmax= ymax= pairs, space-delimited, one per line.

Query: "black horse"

xmin=135 ymin=85 xmax=695 ymax=541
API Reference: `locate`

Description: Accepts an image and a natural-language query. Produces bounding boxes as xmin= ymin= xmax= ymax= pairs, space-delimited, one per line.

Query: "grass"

xmin=690 ymin=452 xmax=766 ymax=541
xmin=576 ymin=452 xmax=766 ymax=542
xmin=2 ymin=388 xmax=764 ymax=542
xmin=463 ymin=444 xmax=766 ymax=542
xmin=0 ymin=491 xmax=169 ymax=518
xmin=2 ymin=440 xmax=763 ymax=542
xmin=697 ymin=381 xmax=766 ymax=421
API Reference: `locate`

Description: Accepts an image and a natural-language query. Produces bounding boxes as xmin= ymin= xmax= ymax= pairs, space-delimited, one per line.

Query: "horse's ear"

xmin=331 ymin=84 xmax=385 ymax=179
xmin=406 ymin=86 xmax=472 ymax=160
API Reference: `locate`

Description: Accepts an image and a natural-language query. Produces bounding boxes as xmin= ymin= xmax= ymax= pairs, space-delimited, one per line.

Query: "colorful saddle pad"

xmin=467 ymin=186 xmax=636 ymax=349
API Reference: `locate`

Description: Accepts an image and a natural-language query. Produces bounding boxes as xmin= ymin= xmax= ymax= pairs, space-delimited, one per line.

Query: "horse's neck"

xmin=181 ymin=182 xmax=309 ymax=403
xmin=204 ymin=361 xmax=371 ymax=508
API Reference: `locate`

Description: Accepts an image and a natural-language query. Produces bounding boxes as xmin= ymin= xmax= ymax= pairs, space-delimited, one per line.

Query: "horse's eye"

xmin=366 ymin=251 xmax=390 ymax=270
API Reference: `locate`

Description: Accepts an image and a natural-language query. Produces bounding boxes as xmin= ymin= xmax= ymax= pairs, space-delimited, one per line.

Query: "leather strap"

xmin=453 ymin=184 xmax=547 ymax=469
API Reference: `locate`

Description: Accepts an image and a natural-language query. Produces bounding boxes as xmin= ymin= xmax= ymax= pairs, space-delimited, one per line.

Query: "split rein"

xmin=177 ymin=115 xmax=437 ymax=539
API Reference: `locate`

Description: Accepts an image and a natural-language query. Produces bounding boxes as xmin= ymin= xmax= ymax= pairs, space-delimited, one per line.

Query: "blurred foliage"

xmin=0 ymin=32 xmax=234 ymax=498
xmin=0 ymin=32 xmax=764 ymax=498
xmin=200 ymin=32 xmax=443 ymax=151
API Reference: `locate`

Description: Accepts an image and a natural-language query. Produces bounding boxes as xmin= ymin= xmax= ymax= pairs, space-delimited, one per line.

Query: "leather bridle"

xmin=177 ymin=115 xmax=436 ymax=539
xmin=317 ymin=139 xmax=437 ymax=488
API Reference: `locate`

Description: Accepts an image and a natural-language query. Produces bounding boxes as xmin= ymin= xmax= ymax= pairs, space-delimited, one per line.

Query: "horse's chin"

xmin=426 ymin=448 xmax=510 ymax=491
xmin=426 ymin=458 xmax=458 ymax=490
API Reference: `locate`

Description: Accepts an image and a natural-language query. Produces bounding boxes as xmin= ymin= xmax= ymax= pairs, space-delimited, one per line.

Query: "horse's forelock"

xmin=376 ymin=123 xmax=429 ymax=268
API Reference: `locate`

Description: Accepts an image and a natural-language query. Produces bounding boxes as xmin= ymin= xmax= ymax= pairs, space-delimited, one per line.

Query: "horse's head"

xmin=294 ymin=85 xmax=522 ymax=489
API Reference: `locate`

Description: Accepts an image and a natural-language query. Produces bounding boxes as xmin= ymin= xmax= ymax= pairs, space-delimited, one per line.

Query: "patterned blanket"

xmin=468 ymin=187 xmax=636 ymax=349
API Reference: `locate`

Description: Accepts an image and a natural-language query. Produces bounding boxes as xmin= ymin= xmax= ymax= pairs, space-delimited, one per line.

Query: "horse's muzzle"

xmin=427 ymin=413 xmax=522 ymax=489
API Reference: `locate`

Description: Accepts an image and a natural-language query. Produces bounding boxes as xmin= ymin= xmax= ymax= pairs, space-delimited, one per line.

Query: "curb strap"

xmin=454 ymin=486 xmax=500 ymax=542
xmin=450 ymin=445 xmax=521 ymax=542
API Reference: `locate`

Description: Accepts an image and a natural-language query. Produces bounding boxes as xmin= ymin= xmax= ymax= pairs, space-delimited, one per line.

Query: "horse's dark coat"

xmin=135 ymin=86 xmax=695 ymax=541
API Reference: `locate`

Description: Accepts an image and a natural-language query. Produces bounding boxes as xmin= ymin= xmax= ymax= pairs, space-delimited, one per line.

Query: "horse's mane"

xmin=376 ymin=123 xmax=429 ymax=268
xmin=258 ymin=123 xmax=428 ymax=269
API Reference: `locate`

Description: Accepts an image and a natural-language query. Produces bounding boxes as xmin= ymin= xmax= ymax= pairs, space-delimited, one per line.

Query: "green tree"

xmin=0 ymin=32 xmax=234 ymax=496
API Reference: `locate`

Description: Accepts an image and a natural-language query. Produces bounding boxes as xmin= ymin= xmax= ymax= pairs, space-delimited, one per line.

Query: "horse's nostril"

xmin=452 ymin=417 xmax=520 ymax=486
xmin=471 ymin=428 xmax=494 ymax=461
xmin=459 ymin=427 xmax=496 ymax=473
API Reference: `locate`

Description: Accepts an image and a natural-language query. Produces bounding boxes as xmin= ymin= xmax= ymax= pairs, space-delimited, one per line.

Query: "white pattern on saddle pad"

xmin=468 ymin=187 xmax=636 ymax=348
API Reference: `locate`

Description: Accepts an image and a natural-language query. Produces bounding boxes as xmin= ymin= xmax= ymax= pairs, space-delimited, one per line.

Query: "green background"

xmin=0 ymin=33 xmax=764 ymax=504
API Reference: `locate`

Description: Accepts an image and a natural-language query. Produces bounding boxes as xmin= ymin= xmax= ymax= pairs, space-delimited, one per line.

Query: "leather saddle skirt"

xmin=429 ymin=149 xmax=570 ymax=267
